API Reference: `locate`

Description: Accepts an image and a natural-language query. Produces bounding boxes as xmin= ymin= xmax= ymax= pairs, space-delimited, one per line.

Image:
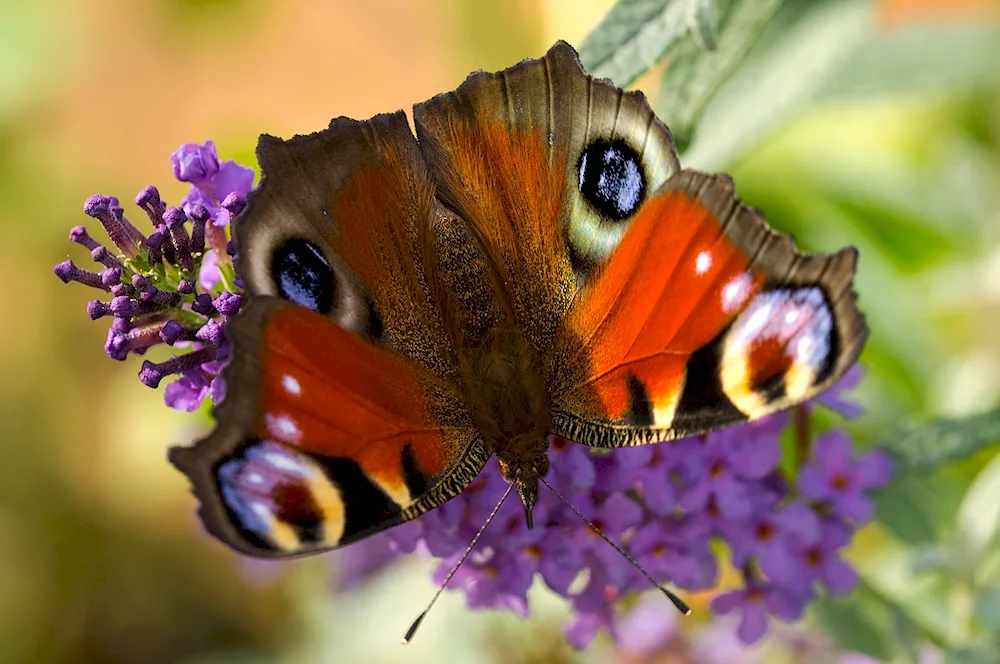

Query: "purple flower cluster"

xmin=54 ymin=141 xmax=254 ymax=411
xmin=609 ymin=593 xmax=941 ymax=664
xmin=377 ymin=367 xmax=891 ymax=648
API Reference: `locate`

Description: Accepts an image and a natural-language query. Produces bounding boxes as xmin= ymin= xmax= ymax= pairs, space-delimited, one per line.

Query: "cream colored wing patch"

xmin=720 ymin=286 xmax=835 ymax=418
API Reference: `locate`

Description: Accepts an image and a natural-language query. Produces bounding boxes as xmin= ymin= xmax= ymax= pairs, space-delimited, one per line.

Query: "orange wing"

xmin=549 ymin=171 xmax=867 ymax=447
xmin=170 ymin=299 xmax=486 ymax=557
xmin=170 ymin=112 xmax=488 ymax=558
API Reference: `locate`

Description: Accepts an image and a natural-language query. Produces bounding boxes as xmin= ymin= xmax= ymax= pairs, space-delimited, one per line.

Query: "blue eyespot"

xmin=578 ymin=138 xmax=646 ymax=221
xmin=271 ymin=238 xmax=334 ymax=313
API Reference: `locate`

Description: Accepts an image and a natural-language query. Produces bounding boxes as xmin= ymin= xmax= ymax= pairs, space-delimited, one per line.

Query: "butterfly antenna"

xmin=538 ymin=477 xmax=691 ymax=615
xmin=401 ymin=482 xmax=515 ymax=645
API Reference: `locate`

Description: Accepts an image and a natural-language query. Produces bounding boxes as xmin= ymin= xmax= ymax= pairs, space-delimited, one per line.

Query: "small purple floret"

xmin=160 ymin=320 xmax=197 ymax=346
xmin=139 ymin=347 xmax=217 ymax=388
xmin=54 ymin=259 xmax=109 ymax=290
xmin=163 ymin=207 xmax=193 ymax=268
xmin=192 ymin=293 xmax=216 ymax=316
xmin=83 ymin=194 xmax=139 ymax=258
xmin=213 ymin=291 xmax=242 ymax=317
xmin=100 ymin=267 xmax=122 ymax=287
xmin=87 ymin=299 xmax=109 ymax=320
xmin=91 ymin=246 xmax=123 ymax=270
xmin=69 ymin=225 xmax=100 ymax=250
xmin=139 ymin=284 xmax=180 ymax=308
xmin=196 ymin=319 xmax=226 ymax=347
xmin=144 ymin=228 xmax=165 ymax=265
xmin=189 ymin=204 xmax=209 ymax=253
xmin=109 ymin=295 xmax=135 ymax=319
xmin=83 ymin=194 xmax=111 ymax=220
xmin=135 ymin=185 xmax=167 ymax=230
xmin=172 ymin=141 xmax=220 ymax=186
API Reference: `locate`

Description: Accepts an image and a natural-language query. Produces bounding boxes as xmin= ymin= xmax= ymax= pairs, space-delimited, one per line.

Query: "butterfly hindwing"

xmin=550 ymin=170 xmax=867 ymax=447
xmin=169 ymin=113 xmax=488 ymax=557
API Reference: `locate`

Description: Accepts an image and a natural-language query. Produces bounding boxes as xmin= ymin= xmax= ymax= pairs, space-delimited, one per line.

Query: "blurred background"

xmin=4 ymin=0 xmax=1000 ymax=662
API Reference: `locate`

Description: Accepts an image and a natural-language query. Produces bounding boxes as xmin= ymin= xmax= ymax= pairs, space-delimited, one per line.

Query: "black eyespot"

xmin=577 ymin=138 xmax=646 ymax=221
xmin=271 ymin=238 xmax=334 ymax=313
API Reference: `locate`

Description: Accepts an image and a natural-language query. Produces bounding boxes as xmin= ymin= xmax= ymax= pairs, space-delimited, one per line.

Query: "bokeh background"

xmin=4 ymin=0 xmax=1000 ymax=662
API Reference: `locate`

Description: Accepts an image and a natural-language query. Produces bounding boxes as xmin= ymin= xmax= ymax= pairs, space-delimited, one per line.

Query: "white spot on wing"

xmin=264 ymin=449 xmax=302 ymax=474
xmin=251 ymin=501 xmax=272 ymax=521
xmin=743 ymin=303 xmax=772 ymax=338
xmin=722 ymin=272 xmax=754 ymax=314
xmin=695 ymin=250 xmax=712 ymax=275
xmin=264 ymin=414 xmax=303 ymax=445
xmin=282 ymin=374 xmax=301 ymax=396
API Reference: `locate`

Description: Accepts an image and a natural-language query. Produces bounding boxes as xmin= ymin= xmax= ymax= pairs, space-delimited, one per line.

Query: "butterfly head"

xmin=497 ymin=435 xmax=550 ymax=529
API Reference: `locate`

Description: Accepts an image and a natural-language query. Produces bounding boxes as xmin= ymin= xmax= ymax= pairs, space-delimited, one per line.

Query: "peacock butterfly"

xmin=170 ymin=42 xmax=866 ymax=572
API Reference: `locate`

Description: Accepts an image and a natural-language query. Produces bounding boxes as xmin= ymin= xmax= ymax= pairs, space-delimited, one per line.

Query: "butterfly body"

xmin=170 ymin=42 xmax=867 ymax=558
xmin=461 ymin=326 xmax=552 ymax=523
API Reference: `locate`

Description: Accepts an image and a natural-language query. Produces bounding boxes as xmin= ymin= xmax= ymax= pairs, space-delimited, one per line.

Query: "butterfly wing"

xmin=169 ymin=112 xmax=487 ymax=557
xmin=549 ymin=170 xmax=867 ymax=446
xmin=412 ymin=41 xmax=680 ymax=356
xmin=409 ymin=41 xmax=865 ymax=447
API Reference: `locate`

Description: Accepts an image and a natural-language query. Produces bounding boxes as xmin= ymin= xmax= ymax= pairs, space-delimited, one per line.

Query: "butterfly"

xmin=169 ymin=41 xmax=867 ymax=559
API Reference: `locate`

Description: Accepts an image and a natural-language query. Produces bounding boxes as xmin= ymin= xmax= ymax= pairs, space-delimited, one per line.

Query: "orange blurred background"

xmin=3 ymin=0 xmax=998 ymax=663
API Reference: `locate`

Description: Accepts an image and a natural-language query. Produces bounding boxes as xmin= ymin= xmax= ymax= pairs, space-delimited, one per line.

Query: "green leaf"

xmin=812 ymin=595 xmax=892 ymax=660
xmin=818 ymin=22 xmax=1000 ymax=102
xmin=658 ymin=0 xmax=784 ymax=149
xmin=911 ymin=545 xmax=954 ymax=575
xmin=578 ymin=0 xmax=690 ymax=86
xmin=875 ymin=406 xmax=1000 ymax=475
xmin=974 ymin=585 xmax=1000 ymax=630
xmin=686 ymin=0 xmax=720 ymax=51
xmin=875 ymin=475 xmax=940 ymax=545
xmin=946 ymin=645 xmax=1000 ymax=664
xmin=830 ymin=197 xmax=956 ymax=273
xmin=889 ymin=603 xmax=921 ymax=664
xmin=956 ymin=451 xmax=1000 ymax=573
xmin=682 ymin=0 xmax=873 ymax=171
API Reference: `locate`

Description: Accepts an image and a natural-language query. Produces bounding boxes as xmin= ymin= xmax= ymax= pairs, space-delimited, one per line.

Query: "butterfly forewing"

xmin=169 ymin=114 xmax=491 ymax=557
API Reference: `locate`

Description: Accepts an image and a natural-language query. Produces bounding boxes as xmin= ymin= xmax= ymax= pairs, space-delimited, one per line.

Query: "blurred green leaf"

xmin=818 ymin=23 xmax=1000 ymax=102
xmin=876 ymin=406 xmax=1000 ymax=475
xmin=946 ymin=645 xmax=1000 ymax=664
xmin=911 ymin=545 xmax=955 ymax=575
xmin=956 ymin=451 xmax=1000 ymax=573
xmin=831 ymin=197 xmax=956 ymax=273
xmin=812 ymin=594 xmax=892 ymax=660
xmin=682 ymin=0 xmax=872 ymax=170
xmin=875 ymin=476 xmax=940 ymax=545
xmin=658 ymin=0 xmax=784 ymax=149
xmin=974 ymin=585 xmax=1000 ymax=630
xmin=890 ymin=603 xmax=921 ymax=664
xmin=686 ymin=0 xmax=720 ymax=51
xmin=578 ymin=0 xmax=691 ymax=86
